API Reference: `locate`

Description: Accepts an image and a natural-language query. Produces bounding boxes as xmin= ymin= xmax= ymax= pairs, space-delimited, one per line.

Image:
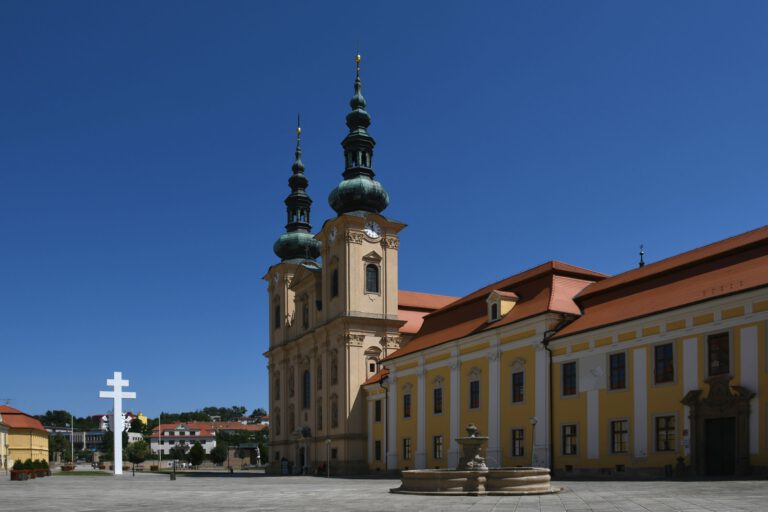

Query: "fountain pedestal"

xmin=391 ymin=424 xmax=560 ymax=496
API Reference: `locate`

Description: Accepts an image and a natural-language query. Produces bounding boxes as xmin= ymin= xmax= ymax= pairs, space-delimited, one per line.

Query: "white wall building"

xmin=150 ymin=423 xmax=216 ymax=455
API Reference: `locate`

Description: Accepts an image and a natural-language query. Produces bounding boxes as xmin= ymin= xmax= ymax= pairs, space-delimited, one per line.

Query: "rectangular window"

xmin=469 ymin=380 xmax=480 ymax=409
xmin=403 ymin=394 xmax=411 ymax=418
xmin=708 ymin=332 xmax=730 ymax=376
xmin=374 ymin=440 xmax=382 ymax=461
xmin=331 ymin=448 xmax=338 ymax=460
xmin=433 ymin=387 xmax=443 ymax=414
xmin=609 ymin=353 xmax=626 ymax=390
xmin=403 ymin=438 xmax=411 ymax=460
xmin=562 ymin=424 xmax=577 ymax=455
xmin=654 ymin=343 xmax=674 ymax=383
xmin=374 ymin=400 xmax=382 ymax=422
xmin=511 ymin=429 xmax=524 ymax=457
xmin=512 ymin=371 xmax=524 ymax=403
xmin=433 ymin=435 xmax=443 ymax=459
xmin=610 ymin=420 xmax=629 ymax=453
xmin=562 ymin=362 xmax=577 ymax=396
xmin=655 ymin=415 xmax=676 ymax=452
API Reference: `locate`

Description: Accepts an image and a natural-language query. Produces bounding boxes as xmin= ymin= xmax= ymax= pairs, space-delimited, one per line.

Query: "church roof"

xmin=554 ymin=225 xmax=768 ymax=338
xmin=0 ymin=405 xmax=46 ymax=432
xmin=398 ymin=290 xmax=459 ymax=334
xmin=384 ymin=261 xmax=606 ymax=361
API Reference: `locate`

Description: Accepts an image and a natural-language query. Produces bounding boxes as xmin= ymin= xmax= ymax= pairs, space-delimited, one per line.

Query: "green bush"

xmin=12 ymin=460 xmax=23 ymax=470
xmin=22 ymin=459 xmax=34 ymax=470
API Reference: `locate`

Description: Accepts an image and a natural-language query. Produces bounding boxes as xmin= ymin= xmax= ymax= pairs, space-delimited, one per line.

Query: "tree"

xmin=251 ymin=408 xmax=267 ymax=422
xmin=168 ymin=444 xmax=189 ymax=462
xmin=49 ymin=433 xmax=72 ymax=462
xmin=188 ymin=442 xmax=205 ymax=467
xmin=125 ymin=440 xmax=149 ymax=469
xmin=101 ymin=430 xmax=129 ymax=461
xmin=209 ymin=445 xmax=228 ymax=465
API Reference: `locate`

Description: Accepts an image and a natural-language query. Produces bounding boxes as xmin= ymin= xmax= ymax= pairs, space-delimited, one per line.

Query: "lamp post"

xmin=529 ymin=417 xmax=538 ymax=468
xmin=70 ymin=413 xmax=75 ymax=465
xmin=325 ymin=438 xmax=331 ymax=478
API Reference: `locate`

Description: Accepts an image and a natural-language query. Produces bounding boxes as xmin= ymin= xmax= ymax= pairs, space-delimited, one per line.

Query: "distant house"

xmin=0 ymin=405 xmax=49 ymax=466
xmin=149 ymin=423 xmax=217 ymax=455
xmin=0 ymin=411 xmax=8 ymax=470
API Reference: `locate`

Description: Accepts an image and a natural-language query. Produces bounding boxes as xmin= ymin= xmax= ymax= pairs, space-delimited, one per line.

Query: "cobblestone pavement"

xmin=1 ymin=472 xmax=767 ymax=511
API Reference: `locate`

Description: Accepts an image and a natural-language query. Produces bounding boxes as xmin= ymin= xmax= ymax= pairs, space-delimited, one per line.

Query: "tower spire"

xmin=273 ymin=117 xmax=321 ymax=262
xmin=639 ymin=244 xmax=645 ymax=268
xmin=328 ymin=54 xmax=389 ymax=215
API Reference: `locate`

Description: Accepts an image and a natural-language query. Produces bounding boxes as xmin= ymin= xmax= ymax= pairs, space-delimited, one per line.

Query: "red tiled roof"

xmin=384 ymin=262 xmax=605 ymax=361
xmin=555 ymin=226 xmax=768 ymax=338
xmin=0 ymin=405 xmax=46 ymax=432
xmin=398 ymin=290 xmax=459 ymax=335
xmin=399 ymin=290 xmax=458 ymax=310
xmin=363 ymin=367 xmax=389 ymax=386
xmin=151 ymin=421 xmax=268 ymax=436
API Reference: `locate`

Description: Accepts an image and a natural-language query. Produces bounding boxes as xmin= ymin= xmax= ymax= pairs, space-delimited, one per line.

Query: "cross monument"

xmin=98 ymin=371 xmax=136 ymax=475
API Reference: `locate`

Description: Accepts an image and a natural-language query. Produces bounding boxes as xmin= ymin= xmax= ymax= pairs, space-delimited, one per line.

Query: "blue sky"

xmin=2 ymin=1 xmax=767 ymax=418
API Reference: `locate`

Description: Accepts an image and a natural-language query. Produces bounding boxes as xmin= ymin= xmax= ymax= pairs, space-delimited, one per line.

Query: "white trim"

xmin=487 ymin=342 xmax=501 ymax=466
xmin=632 ymin=347 xmax=648 ymax=458
xmin=740 ymin=325 xmax=759 ymax=455
xmin=447 ymin=355 xmax=460 ymax=468
xmin=533 ymin=346 xmax=550 ymax=467
xmin=415 ymin=365 xmax=426 ymax=469
xmin=682 ymin=336 xmax=698 ymax=457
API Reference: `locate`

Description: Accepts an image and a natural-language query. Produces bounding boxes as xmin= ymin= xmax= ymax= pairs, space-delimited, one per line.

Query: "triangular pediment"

xmin=363 ymin=250 xmax=382 ymax=262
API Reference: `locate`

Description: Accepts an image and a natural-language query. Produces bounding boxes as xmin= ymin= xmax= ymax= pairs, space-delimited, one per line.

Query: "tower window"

xmin=331 ymin=269 xmax=339 ymax=298
xmin=302 ymin=300 xmax=309 ymax=329
xmin=490 ymin=303 xmax=498 ymax=321
xmin=302 ymin=370 xmax=311 ymax=409
xmin=365 ymin=264 xmax=379 ymax=293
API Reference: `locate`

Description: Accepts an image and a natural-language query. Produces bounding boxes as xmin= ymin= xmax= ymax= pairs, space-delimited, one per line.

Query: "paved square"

xmin=1 ymin=473 xmax=767 ymax=511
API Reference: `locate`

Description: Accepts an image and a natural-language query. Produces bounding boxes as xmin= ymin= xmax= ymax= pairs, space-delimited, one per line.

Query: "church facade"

xmin=265 ymin=57 xmax=768 ymax=477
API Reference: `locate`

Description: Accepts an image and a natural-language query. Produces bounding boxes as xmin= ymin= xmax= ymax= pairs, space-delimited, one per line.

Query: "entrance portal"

xmin=682 ymin=375 xmax=753 ymax=476
xmin=705 ymin=417 xmax=735 ymax=475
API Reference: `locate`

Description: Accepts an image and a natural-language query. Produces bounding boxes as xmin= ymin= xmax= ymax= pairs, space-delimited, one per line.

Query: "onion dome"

xmin=273 ymin=119 xmax=322 ymax=262
xmin=328 ymin=54 xmax=389 ymax=215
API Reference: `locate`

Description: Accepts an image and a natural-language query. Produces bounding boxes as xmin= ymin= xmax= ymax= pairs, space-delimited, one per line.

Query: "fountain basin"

xmin=391 ymin=467 xmax=560 ymax=496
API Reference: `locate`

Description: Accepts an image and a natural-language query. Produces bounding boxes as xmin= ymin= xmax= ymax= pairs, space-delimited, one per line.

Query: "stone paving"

xmin=1 ymin=472 xmax=767 ymax=511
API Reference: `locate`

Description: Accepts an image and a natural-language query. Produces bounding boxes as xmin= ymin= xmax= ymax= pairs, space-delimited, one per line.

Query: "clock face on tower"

xmin=363 ymin=221 xmax=382 ymax=239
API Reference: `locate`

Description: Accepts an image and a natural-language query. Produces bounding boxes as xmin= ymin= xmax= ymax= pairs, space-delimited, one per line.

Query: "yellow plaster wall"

xmin=424 ymin=366 xmax=451 ymax=469
xmin=460 ymin=357 xmax=489 ymax=440
xmin=7 ymin=429 xmax=49 ymax=464
xmin=499 ymin=345 xmax=535 ymax=467
xmin=552 ymin=360 xmax=585 ymax=468
xmin=396 ymin=374 xmax=418 ymax=469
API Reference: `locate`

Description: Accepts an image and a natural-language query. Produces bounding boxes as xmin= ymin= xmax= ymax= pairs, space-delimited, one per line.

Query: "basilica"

xmin=264 ymin=56 xmax=768 ymax=477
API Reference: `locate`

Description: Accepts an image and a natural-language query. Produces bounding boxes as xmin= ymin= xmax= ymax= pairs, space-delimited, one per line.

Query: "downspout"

xmin=542 ymin=315 xmax=571 ymax=473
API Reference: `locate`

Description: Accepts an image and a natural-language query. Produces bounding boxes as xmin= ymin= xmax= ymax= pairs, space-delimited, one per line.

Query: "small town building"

xmin=0 ymin=405 xmax=49 ymax=466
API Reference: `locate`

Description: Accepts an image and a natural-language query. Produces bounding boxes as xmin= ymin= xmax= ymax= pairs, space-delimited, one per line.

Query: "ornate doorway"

xmin=682 ymin=375 xmax=754 ymax=476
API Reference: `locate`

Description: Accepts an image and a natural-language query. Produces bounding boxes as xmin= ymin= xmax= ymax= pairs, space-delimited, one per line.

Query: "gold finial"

xmin=355 ymin=53 xmax=361 ymax=76
xmin=296 ymin=113 xmax=301 ymax=139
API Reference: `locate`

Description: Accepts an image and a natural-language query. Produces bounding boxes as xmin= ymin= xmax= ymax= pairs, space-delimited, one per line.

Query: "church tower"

xmin=265 ymin=56 xmax=405 ymax=476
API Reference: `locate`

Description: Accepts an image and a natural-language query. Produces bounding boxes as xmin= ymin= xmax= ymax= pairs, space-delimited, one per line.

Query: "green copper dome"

xmin=328 ymin=55 xmax=389 ymax=216
xmin=273 ymin=231 xmax=321 ymax=261
xmin=273 ymin=121 xmax=321 ymax=262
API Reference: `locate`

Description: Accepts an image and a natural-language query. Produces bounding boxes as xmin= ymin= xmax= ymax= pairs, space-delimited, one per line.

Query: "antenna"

xmin=0 ymin=398 xmax=14 ymax=405
xmin=639 ymin=244 xmax=645 ymax=268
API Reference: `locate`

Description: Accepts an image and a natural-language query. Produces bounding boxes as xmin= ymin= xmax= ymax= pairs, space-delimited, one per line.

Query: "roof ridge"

xmin=578 ymin=225 xmax=768 ymax=300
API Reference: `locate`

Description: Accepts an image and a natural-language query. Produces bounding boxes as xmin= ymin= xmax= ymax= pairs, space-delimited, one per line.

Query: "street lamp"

xmin=325 ymin=438 xmax=331 ymax=478
xmin=529 ymin=417 xmax=538 ymax=468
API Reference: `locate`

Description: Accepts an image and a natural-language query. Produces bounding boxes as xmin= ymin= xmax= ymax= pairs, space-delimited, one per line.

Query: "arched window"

xmin=330 ymin=352 xmax=339 ymax=385
xmin=302 ymin=299 xmax=309 ymax=329
xmin=288 ymin=409 xmax=295 ymax=433
xmin=490 ymin=302 xmax=498 ymax=321
xmin=302 ymin=370 xmax=311 ymax=409
xmin=273 ymin=302 xmax=281 ymax=330
xmin=317 ymin=404 xmax=323 ymax=430
xmin=331 ymin=269 xmax=339 ymax=298
xmin=365 ymin=264 xmax=379 ymax=293
xmin=274 ymin=410 xmax=281 ymax=436
xmin=288 ymin=367 xmax=295 ymax=398
xmin=331 ymin=398 xmax=339 ymax=428
xmin=317 ymin=363 xmax=323 ymax=390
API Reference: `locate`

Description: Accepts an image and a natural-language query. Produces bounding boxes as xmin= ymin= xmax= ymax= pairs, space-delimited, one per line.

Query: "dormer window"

xmin=486 ymin=290 xmax=519 ymax=322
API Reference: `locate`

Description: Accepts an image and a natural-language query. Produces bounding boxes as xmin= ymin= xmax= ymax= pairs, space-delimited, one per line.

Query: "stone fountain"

xmin=391 ymin=424 xmax=560 ymax=496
